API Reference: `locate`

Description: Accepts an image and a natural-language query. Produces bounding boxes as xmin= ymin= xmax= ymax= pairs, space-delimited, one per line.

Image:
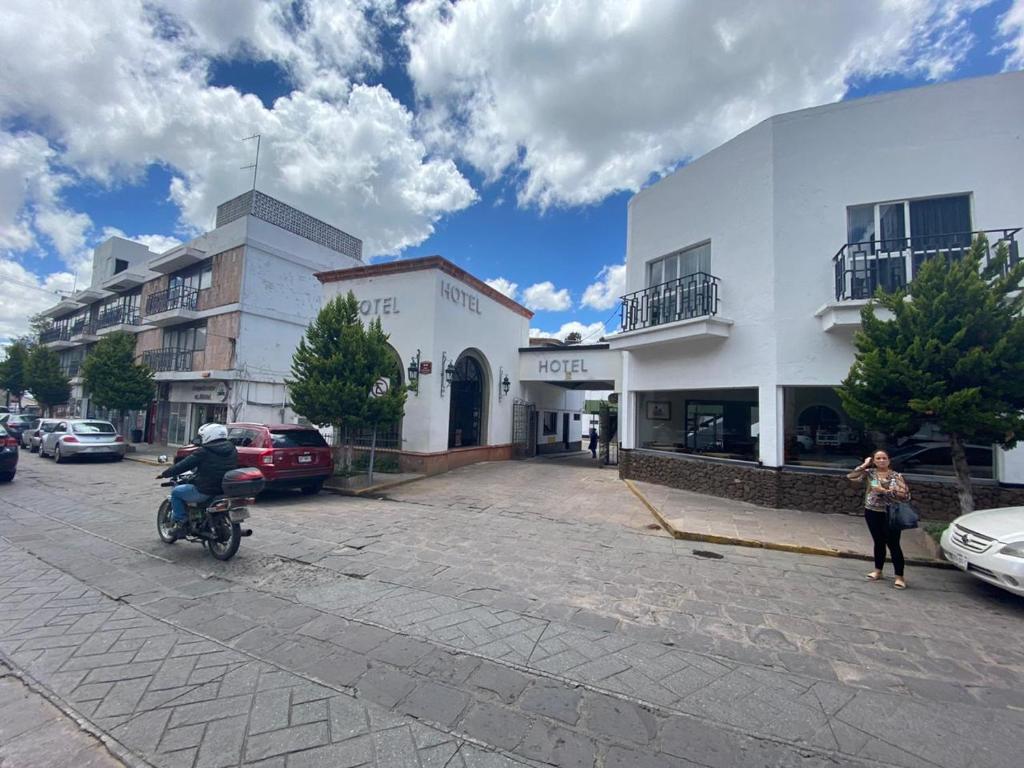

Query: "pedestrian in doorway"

xmin=847 ymin=450 xmax=911 ymax=589
xmin=588 ymin=426 xmax=598 ymax=459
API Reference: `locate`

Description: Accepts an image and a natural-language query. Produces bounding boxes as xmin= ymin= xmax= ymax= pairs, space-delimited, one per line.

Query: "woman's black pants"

xmin=865 ymin=509 xmax=905 ymax=576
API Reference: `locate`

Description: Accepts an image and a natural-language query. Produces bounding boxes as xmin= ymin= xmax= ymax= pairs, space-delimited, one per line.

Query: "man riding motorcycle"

xmin=157 ymin=422 xmax=238 ymax=539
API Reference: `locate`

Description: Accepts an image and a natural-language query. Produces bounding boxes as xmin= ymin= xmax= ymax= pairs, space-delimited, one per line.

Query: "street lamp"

xmin=407 ymin=349 xmax=420 ymax=396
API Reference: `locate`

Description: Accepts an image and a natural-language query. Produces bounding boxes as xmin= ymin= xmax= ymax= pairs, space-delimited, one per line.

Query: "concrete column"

xmin=758 ymin=384 xmax=783 ymax=467
xmin=620 ymin=351 xmax=634 ymax=449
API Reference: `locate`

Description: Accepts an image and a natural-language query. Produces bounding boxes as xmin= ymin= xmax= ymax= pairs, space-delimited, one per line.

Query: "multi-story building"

xmin=609 ymin=71 xmax=1024 ymax=515
xmin=40 ymin=191 xmax=362 ymax=443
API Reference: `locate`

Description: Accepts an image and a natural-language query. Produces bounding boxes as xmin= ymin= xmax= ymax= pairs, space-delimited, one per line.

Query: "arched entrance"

xmin=448 ymin=352 xmax=487 ymax=448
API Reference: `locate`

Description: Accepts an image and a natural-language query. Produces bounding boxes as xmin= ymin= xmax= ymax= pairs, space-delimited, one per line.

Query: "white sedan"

xmin=940 ymin=507 xmax=1024 ymax=597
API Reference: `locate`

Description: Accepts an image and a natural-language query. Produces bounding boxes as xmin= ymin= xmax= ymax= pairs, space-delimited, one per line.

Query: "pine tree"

xmin=26 ymin=345 xmax=70 ymax=415
xmin=838 ymin=235 xmax=1024 ymax=514
xmin=288 ymin=292 xmax=407 ymax=478
xmin=1 ymin=341 xmax=31 ymax=407
xmin=82 ymin=331 xmax=155 ymax=433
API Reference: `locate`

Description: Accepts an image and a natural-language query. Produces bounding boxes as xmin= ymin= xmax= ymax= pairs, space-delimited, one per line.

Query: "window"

xmin=114 ymin=259 xmax=129 ymax=274
xmin=164 ymin=322 xmax=207 ymax=351
xmin=227 ymin=427 xmax=263 ymax=447
xmin=846 ymin=194 xmax=971 ymax=254
xmin=167 ymin=402 xmax=189 ymax=445
xmin=647 ymin=241 xmax=711 ymax=287
xmin=270 ymin=429 xmax=328 ymax=448
xmin=542 ymin=412 xmax=559 ymax=436
xmin=170 ymin=264 xmax=213 ymax=293
xmin=73 ymin=421 xmax=116 ymax=434
xmin=637 ymin=389 xmax=758 ymax=461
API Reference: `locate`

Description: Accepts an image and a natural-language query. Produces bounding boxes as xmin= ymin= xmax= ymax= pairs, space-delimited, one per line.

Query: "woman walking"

xmin=848 ymin=450 xmax=910 ymax=589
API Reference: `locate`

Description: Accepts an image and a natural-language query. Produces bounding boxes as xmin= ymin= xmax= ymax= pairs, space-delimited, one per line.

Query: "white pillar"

xmin=620 ymin=351 xmax=634 ymax=449
xmin=758 ymin=384 xmax=783 ymax=467
xmin=997 ymin=445 xmax=1024 ymax=484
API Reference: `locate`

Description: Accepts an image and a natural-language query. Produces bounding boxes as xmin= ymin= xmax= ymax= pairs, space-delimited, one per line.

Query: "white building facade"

xmin=610 ymin=72 xmax=1024 ymax=516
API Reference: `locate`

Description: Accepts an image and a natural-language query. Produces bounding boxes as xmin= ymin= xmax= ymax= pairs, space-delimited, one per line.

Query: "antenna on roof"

xmin=240 ymin=133 xmax=261 ymax=191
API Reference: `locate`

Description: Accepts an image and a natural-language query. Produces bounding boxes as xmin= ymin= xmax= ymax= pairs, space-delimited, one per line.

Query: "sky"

xmin=2 ymin=0 xmax=1023 ymax=347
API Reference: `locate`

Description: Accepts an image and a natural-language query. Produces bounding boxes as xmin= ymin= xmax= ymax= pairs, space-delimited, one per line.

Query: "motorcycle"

xmin=155 ymin=461 xmax=263 ymax=561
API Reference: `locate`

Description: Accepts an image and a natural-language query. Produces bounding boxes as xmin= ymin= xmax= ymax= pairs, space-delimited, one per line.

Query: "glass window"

xmin=847 ymin=205 xmax=875 ymax=245
xmin=270 ymin=430 xmax=328 ymax=448
xmin=227 ymin=427 xmax=263 ymax=447
xmin=73 ymin=421 xmax=116 ymax=434
xmin=648 ymin=242 xmax=711 ymax=287
xmin=165 ymin=323 xmax=207 ymax=351
xmin=637 ymin=389 xmax=757 ymax=461
xmin=542 ymin=412 xmax=558 ymax=435
xmin=199 ymin=266 xmax=213 ymax=290
xmin=168 ymin=402 xmax=189 ymax=445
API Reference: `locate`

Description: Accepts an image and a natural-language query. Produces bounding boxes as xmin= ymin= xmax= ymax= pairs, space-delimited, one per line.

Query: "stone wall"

xmin=620 ymin=449 xmax=1024 ymax=521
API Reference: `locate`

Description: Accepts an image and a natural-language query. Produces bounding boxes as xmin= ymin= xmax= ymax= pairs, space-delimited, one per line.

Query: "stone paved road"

xmin=0 ymin=454 xmax=1022 ymax=767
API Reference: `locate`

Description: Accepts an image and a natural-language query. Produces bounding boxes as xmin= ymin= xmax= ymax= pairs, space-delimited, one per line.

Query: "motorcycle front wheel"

xmin=207 ymin=515 xmax=241 ymax=561
xmin=157 ymin=500 xmax=178 ymax=544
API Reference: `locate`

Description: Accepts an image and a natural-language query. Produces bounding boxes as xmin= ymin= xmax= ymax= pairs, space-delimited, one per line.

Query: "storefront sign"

xmin=537 ymin=358 xmax=590 ymax=375
xmin=419 ymin=361 xmax=432 ymax=374
xmin=440 ymin=280 xmax=482 ymax=315
xmin=358 ymin=297 xmax=400 ymax=315
xmin=186 ymin=382 xmax=229 ymax=403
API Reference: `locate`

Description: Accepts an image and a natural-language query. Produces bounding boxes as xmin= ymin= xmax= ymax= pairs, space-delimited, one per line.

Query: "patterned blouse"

xmin=849 ymin=468 xmax=910 ymax=512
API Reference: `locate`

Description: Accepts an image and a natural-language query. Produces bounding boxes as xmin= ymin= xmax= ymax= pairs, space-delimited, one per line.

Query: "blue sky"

xmin=2 ymin=0 xmax=1023 ymax=344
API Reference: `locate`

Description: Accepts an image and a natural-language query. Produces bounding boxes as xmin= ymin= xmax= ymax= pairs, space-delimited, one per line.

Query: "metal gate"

xmin=512 ymin=399 xmax=537 ymax=458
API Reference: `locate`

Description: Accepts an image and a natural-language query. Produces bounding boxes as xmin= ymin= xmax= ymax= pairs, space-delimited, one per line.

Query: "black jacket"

xmin=161 ymin=439 xmax=238 ymax=495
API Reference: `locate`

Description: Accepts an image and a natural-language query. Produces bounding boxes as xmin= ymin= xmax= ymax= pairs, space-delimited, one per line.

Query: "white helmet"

xmin=197 ymin=422 xmax=228 ymax=444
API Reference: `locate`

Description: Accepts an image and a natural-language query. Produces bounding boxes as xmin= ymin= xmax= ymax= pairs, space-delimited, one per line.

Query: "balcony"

xmin=41 ymin=327 xmax=75 ymax=349
xmin=818 ymin=228 xmax=1021 ymax=332
xmin=145 ymin=286 xmax=200 ymax=326
xmin=142 ymin=348 xmax=194 ymax=373
xmin=96 ymin=307 xmax=143 ymax=335
xmin=608 ymin=272 xmax=732 ymax=351
xmin=69 ymin=320 xmax=99 ymax=343
xmin=148 ymin=245 xmax=206 ymax=274
xmin=101 ymin=269 xmax=150 ymax=291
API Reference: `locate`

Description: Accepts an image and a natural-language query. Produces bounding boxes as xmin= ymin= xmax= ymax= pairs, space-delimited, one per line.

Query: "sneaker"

xmin=167 ymin=521 xmax=187 ymax=540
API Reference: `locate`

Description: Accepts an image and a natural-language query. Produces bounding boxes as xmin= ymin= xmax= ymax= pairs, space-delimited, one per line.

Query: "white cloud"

xmin=0 ymin=0 xmax=475 ymax=260
xmin=34 ymin=208 xmax=92 ymax=259
xmin=484 ymin=276 xmax=518 ymax=299
xmin=581 ymin=263 xmax=626 ymax=310
xmin=522 ymin=281 xmax=571 ymax=311
xmin=404 ymin=0 xmax=991 ymax=209
xmin=0 ymin=259 xmax=76 ymax=344
xmin=999 ymin=0 xmax=1024 ymax=69
xmin=529 ymin=320 xmax=607 ymax=343
xmin=100 ymin=227 xmax=182 ymax=256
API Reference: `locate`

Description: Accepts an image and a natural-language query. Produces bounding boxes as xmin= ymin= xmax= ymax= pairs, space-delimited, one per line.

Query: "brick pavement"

xmin=1 ymin=456 xmax=1023 ymax=767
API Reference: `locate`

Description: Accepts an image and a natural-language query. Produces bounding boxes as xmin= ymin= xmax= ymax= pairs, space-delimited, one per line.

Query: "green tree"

xmin=81 ymin=331 xmax=154 ymax=435
xmin=26 ymin=345 xmax=70 ymax=415
xmin=288 ymin=292 xmax=407 ymax=479
xmin=1 ymin=341 xmax=31 ymax=407
xmin=838 ymin=235 xmax=1024 ymax=514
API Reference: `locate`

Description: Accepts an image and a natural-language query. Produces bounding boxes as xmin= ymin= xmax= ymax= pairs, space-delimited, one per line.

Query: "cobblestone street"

xmin=1 ymin=455 xmax=1022 ymax=767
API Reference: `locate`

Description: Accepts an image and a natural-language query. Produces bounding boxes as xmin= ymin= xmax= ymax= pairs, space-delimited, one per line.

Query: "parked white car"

xmin=39 ymin=419 xmax=127 ymax=463
xmin=940 ymin=507 xmax=1024 ymax=597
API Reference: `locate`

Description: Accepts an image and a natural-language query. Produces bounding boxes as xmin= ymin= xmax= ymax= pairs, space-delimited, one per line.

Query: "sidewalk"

xmin=626 ymin=479 xmax=947 ymax=566
xmin=123 ymin=444 xmax=168 ymax=466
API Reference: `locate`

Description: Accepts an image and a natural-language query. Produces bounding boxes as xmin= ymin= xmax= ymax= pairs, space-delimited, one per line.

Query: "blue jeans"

xmin=170 ymin=484 xmax=210 ymax=523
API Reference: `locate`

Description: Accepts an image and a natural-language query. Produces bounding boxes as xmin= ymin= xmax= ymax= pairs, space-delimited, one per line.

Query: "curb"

xmin=124 ymin=454 xmax=163 ymax=467
xmin=623 ymin=479 xmax=953 ymax=569
xmin=324 ymin=473 xmax=427 ymax=497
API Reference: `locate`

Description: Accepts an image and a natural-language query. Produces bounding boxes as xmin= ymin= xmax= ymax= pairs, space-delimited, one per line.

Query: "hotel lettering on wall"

xmin=538 ymin=358 xmax=590 ymax=379
xmin=358 ymin=297 xmax=400 ymax=316
xmin=440 ymin=280 xmax=482 ymax=315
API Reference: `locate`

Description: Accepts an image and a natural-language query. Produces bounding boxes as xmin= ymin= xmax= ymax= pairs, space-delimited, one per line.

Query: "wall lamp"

xmin=498 ymin=366 xmax=511 ymax=401
xmin=407 ymin=349 xmax=420 ymax=396
xmin=440 ymin=351 xmax=456 ymax=397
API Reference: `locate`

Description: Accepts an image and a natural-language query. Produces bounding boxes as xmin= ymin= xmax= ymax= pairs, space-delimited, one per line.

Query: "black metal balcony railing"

xmin=141 ymin=348 xmax=194 ymax=373
xmin=41 ymin=327 xmax=71 ymax=344
xmin=145 ymin=286 xmax=199 ymax=315
xmin=620 ymin=272 xmax=720 ymax=333
xmin=833 ymin=228 xmax=1020 ymax=301
xmin=70 ymin=320 xmax=97 ymax=337
xmin=97 ymin=307 xmax=141 ymax=329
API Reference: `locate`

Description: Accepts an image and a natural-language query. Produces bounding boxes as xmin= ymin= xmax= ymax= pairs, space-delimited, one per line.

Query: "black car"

xmin=0 ymin=424 xmax=18 ymax=481
xmin=0 ymin=414 xmax=33 ymax=445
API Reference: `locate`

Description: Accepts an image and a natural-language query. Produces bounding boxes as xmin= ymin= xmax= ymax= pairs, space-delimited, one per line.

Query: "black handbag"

xmin=887 ymin=501 xmax=919 ymax=531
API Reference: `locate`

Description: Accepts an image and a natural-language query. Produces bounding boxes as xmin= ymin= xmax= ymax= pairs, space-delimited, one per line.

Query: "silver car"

xmin=40 ymin=419 xmax=127 ymax=462
xmin=21 ymin=418 xmax=60 ymax=452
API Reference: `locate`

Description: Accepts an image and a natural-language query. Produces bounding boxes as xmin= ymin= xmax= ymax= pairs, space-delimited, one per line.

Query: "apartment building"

xmin=40 ymin=191 xmax=362 ymax=444
xmin=608 ymin=72 xmax=1024 ymax=514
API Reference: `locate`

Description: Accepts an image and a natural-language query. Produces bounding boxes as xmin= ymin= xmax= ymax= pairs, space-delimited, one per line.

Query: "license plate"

xmin=297 ymin=455 xmax=313 ymax=463
xmin=945 ymin=550 xmax=968 ymax=570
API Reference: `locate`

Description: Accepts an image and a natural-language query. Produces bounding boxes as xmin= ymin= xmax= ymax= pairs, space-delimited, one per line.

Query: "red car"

xmin=175 ymin=423 xmax=333 ymax=494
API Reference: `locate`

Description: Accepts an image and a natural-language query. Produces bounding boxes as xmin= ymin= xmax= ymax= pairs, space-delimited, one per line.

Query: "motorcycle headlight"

xmin=998 ymin=542 xmax=1024 ymax=559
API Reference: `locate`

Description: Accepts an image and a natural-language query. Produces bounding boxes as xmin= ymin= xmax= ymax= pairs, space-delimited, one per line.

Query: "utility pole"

xmin=241 ymin=133 xmax=261 ymax=191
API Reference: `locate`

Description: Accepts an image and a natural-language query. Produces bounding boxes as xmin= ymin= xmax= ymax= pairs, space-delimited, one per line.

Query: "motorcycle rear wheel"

xmin=157 ymin=500 xmax=178 ymax=544
xmin=207 ymin=516 xmax=241 ymax=561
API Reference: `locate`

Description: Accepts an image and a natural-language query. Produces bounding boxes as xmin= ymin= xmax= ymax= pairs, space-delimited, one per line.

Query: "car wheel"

xmin=112 ymin=454 xmax=124 ymax=462
xmin=0 ymin=471 xmax=13 ymax=482
xmin=54 ymin=444 xmax=65 ymax=464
